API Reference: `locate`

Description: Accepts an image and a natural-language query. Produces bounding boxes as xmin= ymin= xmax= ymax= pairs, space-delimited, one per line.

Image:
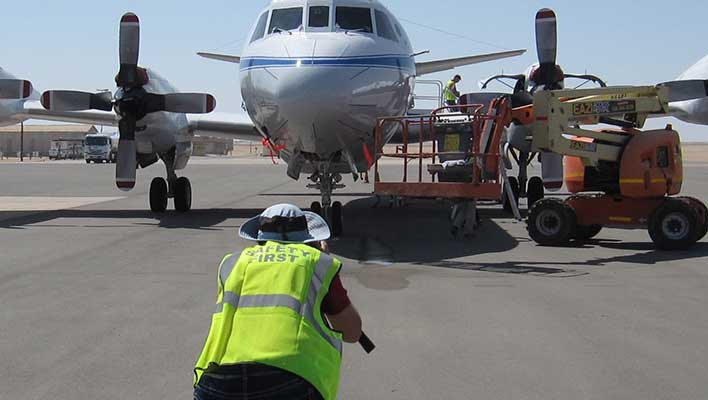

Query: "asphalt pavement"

xmin=1 ymin=157 xmax=707 ymax=400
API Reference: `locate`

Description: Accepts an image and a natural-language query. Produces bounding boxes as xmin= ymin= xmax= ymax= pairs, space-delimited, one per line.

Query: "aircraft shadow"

xmin=329 ymin=197 xmax=518 ymax=263
xmin=0 ymin=208 xmax=266 ymax=230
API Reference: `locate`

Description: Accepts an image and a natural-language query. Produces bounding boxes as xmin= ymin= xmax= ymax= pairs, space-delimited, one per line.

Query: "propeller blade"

xmin=144 ymin=93 xmax=216 ymax=114
xmin=535 ymin=8 xmax=557 ymax=66
xmin=40 ymin=90 xmax=113 ymax=112
xmin=116 ymin=118 xmax=138 ymax=191
xmin=0 ymin=79 xmax=33 ymax=99
xmin=117 ymin=12 xmax=141 ymax=87
xmin=659 ymin=79 xmax=708 ymax=103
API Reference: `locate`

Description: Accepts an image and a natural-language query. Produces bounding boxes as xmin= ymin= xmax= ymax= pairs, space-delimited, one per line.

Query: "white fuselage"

xmin=240 ymin=0 xmax=415 ymax=174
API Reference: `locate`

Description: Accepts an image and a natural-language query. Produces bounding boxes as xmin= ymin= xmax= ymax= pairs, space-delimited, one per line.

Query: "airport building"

xmin=0 ymin=124 xmax=98 ymax=158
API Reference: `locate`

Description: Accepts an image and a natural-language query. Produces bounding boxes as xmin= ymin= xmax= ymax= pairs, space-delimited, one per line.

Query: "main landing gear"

xmin=307 ymin=166 xmax=345 ymax=237
xmin=149 ymin=150 xmax=192 ymax=213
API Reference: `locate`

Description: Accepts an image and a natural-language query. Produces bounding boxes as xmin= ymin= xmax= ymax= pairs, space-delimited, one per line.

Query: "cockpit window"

xmin=309 ymin=6 xmax=329 ymax=28
xmin=374 ymin=10 xmax=397 ymax=41
xmin=335 ymin=7 xmax=373 ymax=33
xmin=269 ymin=7 xmax=303 ymax=34
xmin=250 ymin=12 xmax=268 ymax=42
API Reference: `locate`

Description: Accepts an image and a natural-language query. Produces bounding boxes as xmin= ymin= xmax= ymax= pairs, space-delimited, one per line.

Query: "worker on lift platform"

xmin=193 ymin=204 xmax=363 ymax=400
xmin=445 ymin=74 xmax=462 ymax=108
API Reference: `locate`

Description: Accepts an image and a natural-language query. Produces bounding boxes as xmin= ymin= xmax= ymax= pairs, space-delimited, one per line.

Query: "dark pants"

xmin=194 ymin=363 xmax=324 ymax=400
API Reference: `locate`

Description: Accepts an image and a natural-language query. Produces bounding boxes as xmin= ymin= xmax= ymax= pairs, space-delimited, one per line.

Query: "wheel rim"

xmin=662 ymin=212 xmax=690 ymax=240
xmin=536 ymin=209 xmax=562 ymax=236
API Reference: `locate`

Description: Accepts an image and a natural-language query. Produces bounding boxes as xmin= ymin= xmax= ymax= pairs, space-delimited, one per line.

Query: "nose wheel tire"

xmin=527 ymin=198 xmax=577 ymax=246
xmin=330 ymin=201 xmax=344 ymax=237
xmin=310 ymin=201 xmax=343 ymax=237
xmin=310 ymin=201 xmax=322 ymax=216
xmin=649 ymin=198 xmax=699 ymax=250
xmin=527 ymin=176 xmax=545 ymax=209
xmin=149 ymin=177 xmax=168 ymax=213
xmin=173 ymin=177 xmax=192 ymax=213
xmin=502 ymin=176 xmax=520 ymax=214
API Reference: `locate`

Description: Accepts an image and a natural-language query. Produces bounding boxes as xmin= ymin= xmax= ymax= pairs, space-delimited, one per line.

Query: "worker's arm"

xmin=326 ymin=304 xmax=362 ymax=343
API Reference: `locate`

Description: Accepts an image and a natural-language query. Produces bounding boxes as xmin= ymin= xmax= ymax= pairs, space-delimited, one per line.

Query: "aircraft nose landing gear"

xmin=308 ymin=168 xmax=345 ymax=237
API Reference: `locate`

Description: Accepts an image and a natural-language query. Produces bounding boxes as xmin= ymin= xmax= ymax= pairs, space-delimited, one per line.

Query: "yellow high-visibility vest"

xmin=445 ymin=80 xmax=458 ymax=102
xmin=194 ymin=242 xmax=343 ymax=400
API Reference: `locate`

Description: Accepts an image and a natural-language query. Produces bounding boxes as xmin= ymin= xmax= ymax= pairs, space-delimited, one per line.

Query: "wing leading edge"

xmin=415 ymin=49 xmax=526 ymax=76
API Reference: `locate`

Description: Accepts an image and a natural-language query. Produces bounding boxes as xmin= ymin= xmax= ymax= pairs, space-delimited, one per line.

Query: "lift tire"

xmin=677 ymin=196 xmax=708 ymax=241
xmin=527 ymin=176 xmax=545 ymax=209
xmin=310 ymin=201 xmax=322 ymax=217
xmin=173 ymin=177 xmax=192 ymax=213
xmin=574 ymin=225 xmax=603 ymax=241
xmin=648 ymin=198 xmax=700 ymax=250
xmin=85 ymin=160 xmax=90 ymax=164
xmin=502 ymin=176 xmax=520 ymax=214
xmin=331 ymin=201 xmax=344 ymax=237
xmin=150 ymin=177 xmax=168 ymax=213
xmin=527 ymin=198 xmax=577 ymax=246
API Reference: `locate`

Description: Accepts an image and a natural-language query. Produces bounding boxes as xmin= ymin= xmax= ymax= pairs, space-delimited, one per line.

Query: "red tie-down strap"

xmin=262 ymin=138 xmax=287 ymax=164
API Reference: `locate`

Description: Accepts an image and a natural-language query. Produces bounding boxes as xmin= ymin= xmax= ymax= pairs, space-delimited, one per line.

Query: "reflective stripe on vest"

xmin=214 ymin=252 xmax=342 ymax=353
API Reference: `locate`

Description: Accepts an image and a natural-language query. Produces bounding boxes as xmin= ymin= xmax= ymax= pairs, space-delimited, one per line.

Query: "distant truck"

xmin=49 ymin=139 xmax=84 ymax=160
xmin=83 ymin=133 xmax=118 ymax=164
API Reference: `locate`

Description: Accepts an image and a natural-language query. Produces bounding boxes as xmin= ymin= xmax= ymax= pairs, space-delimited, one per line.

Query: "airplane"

xmin=30 ymin=0 xmax=527 ymax=236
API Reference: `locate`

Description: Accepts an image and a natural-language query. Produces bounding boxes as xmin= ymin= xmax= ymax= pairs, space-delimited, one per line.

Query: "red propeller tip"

xmin=41 ymin=92 xmax=51 ymax=109
xmin=536 ymin=9 xmax=556 ymax=20
xmin=121 ymin=13 xmax=139 ymax=24
xmin=22 ymin=81 xmax=32 ymax=98
xmin=116 ymin=180 xmax=136 ymax=190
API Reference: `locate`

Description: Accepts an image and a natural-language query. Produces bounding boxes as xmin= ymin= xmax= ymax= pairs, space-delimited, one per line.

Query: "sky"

xmin=1 ymin=0 xmax=707 ymax=140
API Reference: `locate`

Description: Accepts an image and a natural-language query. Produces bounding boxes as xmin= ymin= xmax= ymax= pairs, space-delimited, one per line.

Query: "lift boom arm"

xmin=530 ymin=85 xmax=670 ymax=163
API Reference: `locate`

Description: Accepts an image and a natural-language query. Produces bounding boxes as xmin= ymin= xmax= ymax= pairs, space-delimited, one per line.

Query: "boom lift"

xmin=521 ymin=85 xmax=708 ymax=249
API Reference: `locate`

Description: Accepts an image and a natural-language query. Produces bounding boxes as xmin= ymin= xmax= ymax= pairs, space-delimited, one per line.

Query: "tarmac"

xmin=1 ymin=156 xmax=707 ymax=400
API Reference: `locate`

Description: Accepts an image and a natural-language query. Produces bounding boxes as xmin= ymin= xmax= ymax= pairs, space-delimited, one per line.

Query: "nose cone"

xmin=276 ymin=67 xmax=349 ymax=155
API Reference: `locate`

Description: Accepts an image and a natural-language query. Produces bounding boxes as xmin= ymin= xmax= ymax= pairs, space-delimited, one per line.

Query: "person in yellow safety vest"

xmin=193 ymin=203 xmax=363 ymax=400
xmin=445 ymin=74 xmax=462 ymax=108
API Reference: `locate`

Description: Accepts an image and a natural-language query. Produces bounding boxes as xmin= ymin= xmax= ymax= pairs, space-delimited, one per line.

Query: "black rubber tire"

xmin=85 ymin=160 xmax=90 ymax=164
xmin=149 ymin=177 xmax=168 ymax=213
xmin=502 ymin=176 xmax=520 ymax=214
xmin=649 ymin=198 xmax=700 ymax=250
xmin=527 ymin=176 xmax=545 ymax=209
xmin=173 ymin=177 xmax=192 ymax=213
xmin=331 ymin=201 xmax=343 ymax=237
xmin=677 ymin=196 xmax=708 ymax=242
xmin=574 ymin=225 xmax=603 ymax=241
xmin=310 ymin=201 xmax=322 ymax=217
xmin=527 ymin=198 xmax=577 ymax=246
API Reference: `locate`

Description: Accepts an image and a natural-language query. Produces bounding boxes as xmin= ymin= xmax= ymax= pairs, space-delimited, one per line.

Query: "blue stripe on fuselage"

xmin=240 ymin=55 xmax=415 ymax=72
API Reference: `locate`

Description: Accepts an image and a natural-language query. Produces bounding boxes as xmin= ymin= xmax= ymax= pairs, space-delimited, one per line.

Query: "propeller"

xmin=0 ymin=79 xmax=33 ymax=99
xmin=531 ymin=9 xmax=563 ymax=90
xmin=40 ymin=12 xmax=216 ymax=191
xmin=658 ymin=79 xmax=708 ymax=103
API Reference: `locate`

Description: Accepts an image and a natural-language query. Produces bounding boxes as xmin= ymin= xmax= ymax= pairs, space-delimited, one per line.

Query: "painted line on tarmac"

xmin=0 ymin=196 xmax=125 ymax=211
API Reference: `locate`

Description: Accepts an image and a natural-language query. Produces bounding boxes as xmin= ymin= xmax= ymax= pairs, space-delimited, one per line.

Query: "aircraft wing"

xmin=415 ymin=49 xmax=526 ymax=76
xmin=187 ymin=112 xmax=262 ymax=141
xmin=196 ymin=52 xmax=241 ymax=64
xmin=16 ymin=100 xmax=118 ymax=126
